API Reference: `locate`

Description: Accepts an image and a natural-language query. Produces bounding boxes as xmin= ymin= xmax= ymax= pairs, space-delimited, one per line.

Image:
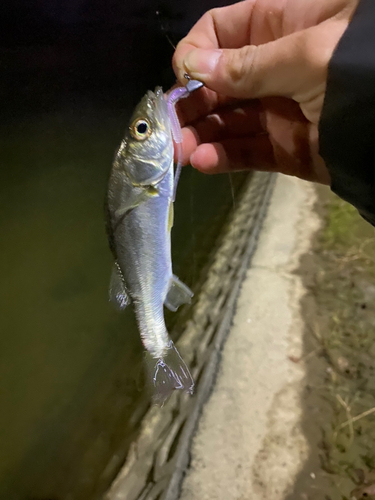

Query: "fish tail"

xmin=145 ymin=340 xmax=194 ymax=406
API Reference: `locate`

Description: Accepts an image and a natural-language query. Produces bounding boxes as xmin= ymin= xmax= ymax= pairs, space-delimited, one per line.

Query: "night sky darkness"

xmin=0 ymin=0 xmax=236 ymax=117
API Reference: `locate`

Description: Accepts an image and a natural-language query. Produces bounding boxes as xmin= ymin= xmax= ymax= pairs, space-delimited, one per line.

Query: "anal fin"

xmin=109 ymin=262 xmax=130 ymax=310
xmin=164 ymin=275 xmax=193 ymax=312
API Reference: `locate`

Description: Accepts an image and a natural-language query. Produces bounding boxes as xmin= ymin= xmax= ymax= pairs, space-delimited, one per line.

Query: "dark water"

xmin=0 ymin=2 xmax=240 ymax=499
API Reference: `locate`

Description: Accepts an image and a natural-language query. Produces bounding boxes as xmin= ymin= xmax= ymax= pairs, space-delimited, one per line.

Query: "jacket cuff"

xmin=319 ymin=0 xmax=375 ymax=226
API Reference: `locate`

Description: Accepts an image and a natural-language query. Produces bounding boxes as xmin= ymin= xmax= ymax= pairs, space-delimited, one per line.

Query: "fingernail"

xmin=190 ymin=151 xmax=198 ymax=167
xmin=185 ymin=49 xmax=222 ymax=78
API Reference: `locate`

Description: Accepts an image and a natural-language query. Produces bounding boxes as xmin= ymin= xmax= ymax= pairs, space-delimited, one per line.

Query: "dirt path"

xmin=287 ymin=186 xmax=375 ymax=500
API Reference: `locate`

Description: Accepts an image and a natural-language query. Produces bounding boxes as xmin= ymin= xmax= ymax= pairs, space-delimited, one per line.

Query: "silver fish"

xmin=106 ymin=87 xmax=194 ymax=404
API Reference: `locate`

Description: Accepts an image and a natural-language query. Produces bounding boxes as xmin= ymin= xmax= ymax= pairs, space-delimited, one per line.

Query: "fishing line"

xmin=155 ymin=8 xmax=201 ymax=283
xmin=228 ymin=172 xmax=236 ymax=210
xmin=190 ymin=167 xmax=197 ymax=285
xmin=155 ymin=10 xmax=176 ymax=50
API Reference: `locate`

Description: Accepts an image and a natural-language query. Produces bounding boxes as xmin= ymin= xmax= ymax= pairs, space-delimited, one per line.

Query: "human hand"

xmin=172 ymin=0 xmax=359 ymax=184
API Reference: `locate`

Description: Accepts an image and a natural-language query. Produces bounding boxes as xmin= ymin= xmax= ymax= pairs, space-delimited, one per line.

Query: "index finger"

xmin=174 ymin=85 xmax=240 ymax=126
xmin=172 ymin=1 xmax=256 ymax=83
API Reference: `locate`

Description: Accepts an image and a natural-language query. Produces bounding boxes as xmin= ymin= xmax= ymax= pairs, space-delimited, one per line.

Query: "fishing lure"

xmin=167 ymin=76 xmax=204 ymax=200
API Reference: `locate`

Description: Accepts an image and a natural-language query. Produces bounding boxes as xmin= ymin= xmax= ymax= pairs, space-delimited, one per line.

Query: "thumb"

xmin=183 ymin=22 xmax=346 ymax=102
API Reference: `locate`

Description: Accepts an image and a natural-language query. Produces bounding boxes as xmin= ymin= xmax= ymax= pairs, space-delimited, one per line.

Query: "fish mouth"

xmin=145 ymin=87 xmax=169 ymax=123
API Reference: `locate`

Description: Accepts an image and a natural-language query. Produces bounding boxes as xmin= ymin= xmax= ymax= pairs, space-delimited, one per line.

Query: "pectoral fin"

xmin=109 ymin=263 xmax=130 ymax=310
xmin=164 ymin=275 xmax=193 ymax=312
xmin=113 ymin=187 xmax=159 ymax=226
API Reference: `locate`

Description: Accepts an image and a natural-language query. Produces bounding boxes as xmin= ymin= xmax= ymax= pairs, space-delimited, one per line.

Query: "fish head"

xmin=117 ymin=87 xmax=173 ymax=186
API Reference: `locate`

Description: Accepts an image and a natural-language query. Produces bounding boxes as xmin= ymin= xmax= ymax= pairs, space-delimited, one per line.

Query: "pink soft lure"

xmin=167 ymin=79 xmax=204 ymax=201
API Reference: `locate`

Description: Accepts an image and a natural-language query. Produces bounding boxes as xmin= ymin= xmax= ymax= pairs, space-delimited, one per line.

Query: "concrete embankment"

xmin=179 ymin=175 xmax=320 ymax=500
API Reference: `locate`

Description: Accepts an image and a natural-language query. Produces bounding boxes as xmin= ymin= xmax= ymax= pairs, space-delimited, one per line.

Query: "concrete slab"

xmin=179 ymin=175 xmax=321 ymax=500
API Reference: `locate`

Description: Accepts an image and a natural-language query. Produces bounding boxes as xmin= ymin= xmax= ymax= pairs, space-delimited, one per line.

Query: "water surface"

xmin=0 ymin=2 xmax=243 ymax=498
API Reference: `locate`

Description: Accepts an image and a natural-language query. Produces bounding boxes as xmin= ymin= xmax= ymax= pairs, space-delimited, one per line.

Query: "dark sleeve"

xmin=319 ymin=0 xmax=375 ymax=226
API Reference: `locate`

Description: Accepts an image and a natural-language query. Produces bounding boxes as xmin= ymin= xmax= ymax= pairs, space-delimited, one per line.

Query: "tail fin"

xmin=146 ymin=340 xmax=194 ymax=406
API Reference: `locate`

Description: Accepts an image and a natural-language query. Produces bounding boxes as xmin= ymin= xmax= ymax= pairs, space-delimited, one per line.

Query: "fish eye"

xmin=130 ymin=118 xmax=152 ymax=141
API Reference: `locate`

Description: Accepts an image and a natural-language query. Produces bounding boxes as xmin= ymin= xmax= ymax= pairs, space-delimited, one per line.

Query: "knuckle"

xmin=224 ymin=46 xmax=258 ymax=96
xmin=207 ymin=7 xmax=220 ymax=18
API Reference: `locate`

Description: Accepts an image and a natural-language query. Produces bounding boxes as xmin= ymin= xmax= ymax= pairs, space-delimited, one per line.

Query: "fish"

xmin=105 ymin=86 xmax=195 ymax=405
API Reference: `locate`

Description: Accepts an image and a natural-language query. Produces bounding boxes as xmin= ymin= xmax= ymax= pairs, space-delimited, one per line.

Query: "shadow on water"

xmin=0 ymin=1 xmax=240 ymax=499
